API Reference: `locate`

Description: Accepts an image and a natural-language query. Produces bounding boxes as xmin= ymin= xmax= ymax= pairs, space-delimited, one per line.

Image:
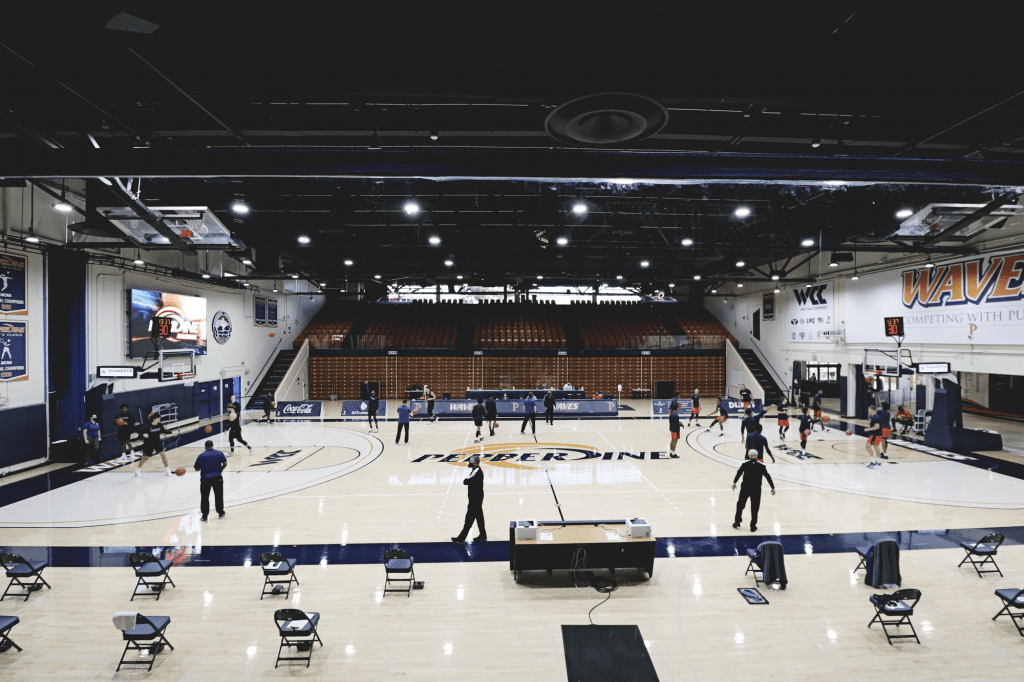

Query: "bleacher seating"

xmin=362 ymin=304 xmax=458 ymax=348
xmin=577 ymin=303 xmax=671 ymax=349
xmin=677 ymin=315 xmax=736 ymax=347
xmin=294 ymin=317 xmax=355 ymax=348
xmin=474 ymin=302 xmax=566 ymax=348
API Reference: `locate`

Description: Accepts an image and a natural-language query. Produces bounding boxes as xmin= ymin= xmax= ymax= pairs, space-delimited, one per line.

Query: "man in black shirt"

xmin=113 ymin=404 xmax=137 ymax=460
xmin=452 ymin=454 xmax=486 ymax=543
xmin=687 ymin=388 xmax=701 ymax=426
xmin=472 ymin=398 xmax=486 ymax=443
xmin=739 ymin=384 xmax=753 ymax=408
xmin=367 ymin=391 xmax=380 ymax=433
xmin=543 ymin=391 xmax=556 ymax=425
xmin=259 ymin=393 xmax=275 ymax=424
xmin=732 ymin=449 xmax=776 ymax=532
xmin=424 ymin=385 xmax=438 ymax=423
xmin=226 ymin=394 xmax=242 ymax=417
xmin=485 ymin=394 xmax=498 ymax=436
xmin=669 ymin=392 xmax=680 ymax=413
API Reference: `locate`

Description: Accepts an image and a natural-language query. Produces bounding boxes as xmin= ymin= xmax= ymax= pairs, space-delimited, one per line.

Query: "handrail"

xmin=245 ymin=336 xmax=285 ymax=399
xmin=749 ymin=341 xmax=788 ymax=395
xmin=276 ymin=338 xmax=309 ymax=403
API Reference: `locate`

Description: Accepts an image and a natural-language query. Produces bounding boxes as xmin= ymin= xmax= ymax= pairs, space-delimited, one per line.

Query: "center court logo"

xmin=412 ymin=442 xmax=677 ymax=468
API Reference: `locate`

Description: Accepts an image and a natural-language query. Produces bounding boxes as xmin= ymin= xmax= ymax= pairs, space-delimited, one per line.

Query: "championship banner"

xmin=341 ymin=399 xmax=388 ymax=417
xmin=846 ymin=249 xmax=1024 ymax=345
xmin=254 ymin=296 xmax=267 ymax=326
xmin=267 ymin=297 xmax=278 ymax=327
xmin=0 ymin=251 xmax=28 ymax=314
xmin=0 ymin=320 xmax=28 ymax=382
xmin=653 ymin=397 xmax=761 ymax=417
xmin=762 ymin=292 xmax=775 ymax=321
xmin=410 ymin=399 xmax=618 ymax=417
xmin=275 ymin=400 xmax=323 ymax=418
xmin=790 ymin=282 xmax=833 ymax=342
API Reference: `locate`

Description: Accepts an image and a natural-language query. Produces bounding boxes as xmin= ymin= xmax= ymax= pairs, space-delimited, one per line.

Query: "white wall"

xmin=0 ymin=249 xmax=45 ymax=410
xmin=725 ymin=339 xmax=764 ymax=401
xmin=87 ymin=264 xmax=323 ymax=397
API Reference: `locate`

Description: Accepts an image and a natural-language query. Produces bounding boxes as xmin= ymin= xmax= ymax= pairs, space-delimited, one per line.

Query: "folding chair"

xmin=129 ymin=553 xmax=176 ymax=601
xmin=853 ymin=545 xmax=870 ymax=572
xmin=745 ymin=548 xmax=766 ymax=586
xmin=260 ymin=552 xmax=299 ymax=599
xmin=992 ymin=588 xmax=1024 ymax=637
xmin=0 ymin=615 xmax=21 ymax=653
xmin=957 ymin=533 xmax=1004 ymax=578
xmin=0 ymin=554 xmax=51 ymax=602
xmin=868 ymin=589 xmax=922 ymax=645
xmin=383 ymin=549 xmax=415 ymax=597
xmin=116 ymin=614 xmax=174 ymax=671
xmin=274 ymin=609 xmax=323 ymax=668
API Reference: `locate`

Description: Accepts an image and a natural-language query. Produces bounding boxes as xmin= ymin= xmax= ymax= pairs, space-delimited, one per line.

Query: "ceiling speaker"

xmin=545 ymin=93 xmax=668 ymax=148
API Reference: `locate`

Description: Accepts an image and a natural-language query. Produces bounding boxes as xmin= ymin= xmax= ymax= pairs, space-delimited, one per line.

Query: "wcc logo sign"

xmin=791 ymin=282 xmax=833 ymax=343
xmin=793 ymin=285 xmax=828 ymax=306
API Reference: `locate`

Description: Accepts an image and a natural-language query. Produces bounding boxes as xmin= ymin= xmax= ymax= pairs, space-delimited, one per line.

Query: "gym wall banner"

xmin=254 ymin=295 xmax=267 ymax=326
xmin=790 ymin=282 xmax=833 ymax=343
xmin=0 ymin=320 xmax=28 ymax=381
xmin=267 ymin=297 xmax=278 ymax=327
xmin=340 ymin=400 xmax=389 ymax=417
xmin=0 ymin=251 xmax=27 ymax=314
xmin=845 ymin=248 xmax=1024 ymax=345
xmin=275 ymin=400 xmax=323 ymax=418
xmin=762 ymin=292 xmax=775 ymax=321
xmin=651 ymin=397 xmax=761 ymax=417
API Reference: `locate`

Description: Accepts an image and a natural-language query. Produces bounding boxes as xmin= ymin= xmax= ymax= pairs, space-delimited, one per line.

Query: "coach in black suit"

xmin=452 ymin=455 xmax=486 ymax=543
xmin=732 ymin=449 xmax=776 ymax=532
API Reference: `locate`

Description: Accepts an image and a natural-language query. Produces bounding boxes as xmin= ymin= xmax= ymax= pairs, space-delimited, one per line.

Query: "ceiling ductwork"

xmin=544 ymin=93 xmax=668 ymax=148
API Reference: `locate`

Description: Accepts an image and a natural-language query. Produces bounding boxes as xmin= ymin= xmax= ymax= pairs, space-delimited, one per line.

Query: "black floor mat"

xmin=562 ymin=625 xmax=659 ymax=682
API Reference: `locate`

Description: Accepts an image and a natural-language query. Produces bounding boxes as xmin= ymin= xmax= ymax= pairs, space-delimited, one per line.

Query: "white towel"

xmin=113 ymin=612 xmax=138 ymax=631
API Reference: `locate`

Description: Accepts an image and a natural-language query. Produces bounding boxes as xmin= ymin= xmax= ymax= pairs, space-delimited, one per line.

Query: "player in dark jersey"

xmin=226 ymin=406 xmax=253 ymax=454
xmin=776 ymin=398 xmax=790 ymax=440
xmin=472 ymin=398 xmax=486 ymax=443
xmin=811 ymin=390 xmax=825 ymax=431
xmin=485 ymin=394 xmax=498 ymax=436
xmin=669 ymin=392 xmax=680 ymax=413
xmin=739 ymin=384 xmax=753 ymax=408
xmin=877 ymin=401 xmax=893 ymax=459
xmin=740 ymin=405 xmax=772 ymax=443
xmin=113 ymin=403 xmax=137 ymax=460
xmin=798 ymin=407 xmax=813 ymax=453
xmin=668 ymin=406 xmax=681 ymax=457
xmin=687 ymin=388 xmax=701 ymax=426
xmin=133 ymin=413 xmax=179 ymax=477
xmin=745 ymin=423 xmax=774 ymax=463
xmin=704 ymin=398 xmax=729 ymax=437
xmin=864 ymin=405 xmax=883 ymax=468
xmin=367 ymin=391 xmax=380 ymax=433
xmin=259 ymin=392 xmax=275 ymax=424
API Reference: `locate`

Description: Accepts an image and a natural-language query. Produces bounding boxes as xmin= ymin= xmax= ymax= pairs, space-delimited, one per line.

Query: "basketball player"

xmin=877 ymin=401 xmax=893 ymax=458
xmin=864 ymin=405 xmax=883 ymax=468
xmin=520 ymin=393 xmax=537 ymax=435
xmin=667 ymin=405 xmax=681 ymax=457
xmin=746 ymin=423 xmax=774 ymax=463
xmin=669 ymin=392 xmax=680 ymax=413
xmin=134 ymin=413 xmax=179 ymax=477
xmin=740 ymin=405 xmax=772 ymax=443
xmin=259 ymin=392 xmax=275 ymax=424
xmin=894 ymin=405 xmax=914 ymax=434
xmin=485 ymin=393 xmax=498 ymax=436
xmin=687 ymin=388 xmax=701 ymax=426
xmin=226 ymin=407 xmax=253 ymax=454
xmin=472 ymin=398 xmax=486 ymax=443
xmin=798 ymin=406 xmax=813 ymax=454
xmin=704 ymin=397 xmax=729 ymax=437
xmin=543 ymin=390 xmax=556 ymax=425
xmin=425 ymin=385 xmax=438 ymax=423
xmin=776 ymin=397 xmax=790 ymax=440
xmin=739 ymin=384 xmax=752 ymax=409
xmin=367 ymin=391 xmax=379 ymax=433
xmin=113 ymin=404 xmax=137 ymax=459
xmin=226 ymin=394 xmax=242 ymax=417
xmin=811 ymin=389 xmax=825 ymax=431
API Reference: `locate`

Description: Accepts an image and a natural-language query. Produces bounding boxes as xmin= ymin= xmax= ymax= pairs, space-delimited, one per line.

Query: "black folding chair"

xmin=260 ymin=552 xmax=300 ymax=599
xmin=0 ymin=616 xmax=21 ymax=653
xmin=745 ymin=549 xmax=765 ymax=586
xmin=958 ymin=533 xmax=1004 ymax=577
xmin=129 ymin=553 xmax=176 ymax=601
xmin=383 ymin=549 xmax=415 ymax=597
xmin=117 ymin=614 xmax=174 ymax=671
xmin=0 ymin=554 xmax=51 ymax=602
xmin=868 ymin=589 xmax=922 ymax=645
xmin=853 ymin=545 xmax=871 ymax=572
xmin=992 ymin=588 xmax=1024 ymax=637
xmin=274 ymin=609 xmax=323 ymax=668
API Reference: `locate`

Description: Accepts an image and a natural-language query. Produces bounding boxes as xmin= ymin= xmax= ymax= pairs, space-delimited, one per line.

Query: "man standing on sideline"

xmin=113 ymin=404 xmax=137 ymax=460
xmin=667 ymin=405 xmax=681 ymax=458
xmin=543 ymin=390 xmax=556 ymax=425
xmin=687 ymin=388 xmax=701 ymax=426
xmin=226 ymin=407 xmax=253 ymax=455
xmin=485 ymin=393 xmax=498 ymax=436
xmin=82 ymin=413 xmax=101 ymax=465
xmin=395 ymin=399 xmax=412 ymax=445
xmin=194 ymin=440 xmax=228 ymax=522
xmin=732 ymin=449 xmax=776 ymax=532
xmin=367 ymin=390 xmax=379 ymax=433
xmin=452 ymin=455 xmax=486 ymax=543
xmin=424 ymin=385 xmax=438 ymax=423
xmin=472 ymin=398 xmax=486 ymax=443
xmin=520 ymin=393 xmax=537 ymax=435
xmin=739 ymin=384 xmax=753 ymax=409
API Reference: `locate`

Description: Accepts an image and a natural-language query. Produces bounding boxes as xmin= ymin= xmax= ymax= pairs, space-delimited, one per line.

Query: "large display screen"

xmin=128 ymin=289 xmax=208 ymax=358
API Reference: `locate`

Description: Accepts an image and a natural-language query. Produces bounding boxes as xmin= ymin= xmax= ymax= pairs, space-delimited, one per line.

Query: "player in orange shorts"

xmin=687 ymin=388 xmax=701 ymax=426
xmin=864 ymin=405 xmax=883 ymax=468
xmin=776 ymin=397 xmax=790 ymax=440
xmin=668 ymin=405 xmax=681 ymax=457
xmin=876 ymin=401 xmax=893 ymax=459
xmin=810 ymin=389 xmax=825 ymax=431
xmin=704 ymin=397 xmax=729 ymax=437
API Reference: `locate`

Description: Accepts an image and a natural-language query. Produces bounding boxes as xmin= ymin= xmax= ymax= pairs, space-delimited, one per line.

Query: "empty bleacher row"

xmin=576 ymin=304 xmax=672 ymax=349
xmin=677 ymin=315 xmax=736 ymax=348
xmin=474 ymin=303 xmax=566 ymax=348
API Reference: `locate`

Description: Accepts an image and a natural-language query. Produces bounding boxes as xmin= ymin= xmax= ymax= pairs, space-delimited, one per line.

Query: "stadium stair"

xmin=247 ymin=349 xmax=298 ymax=408
xmin=737 ymin=348 xmax=785 ymax=405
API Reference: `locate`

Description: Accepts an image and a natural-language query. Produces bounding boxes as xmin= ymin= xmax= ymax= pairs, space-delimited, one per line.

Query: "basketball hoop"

xmin=178 ymin=218 xmax=208 ymax=240
xmin=175 ymin=372 xmax=197 ymax=381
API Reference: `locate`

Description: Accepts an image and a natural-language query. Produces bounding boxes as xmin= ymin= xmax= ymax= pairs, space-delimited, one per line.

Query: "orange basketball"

xmin=115 ymin=418 xmax=126 ymax=426
xmin=412 ymin=409 xmax=419 ymax=415
xmin=174 ymin=467 xmax=186 ymax=477
xmin=494 ymin=423 xmax=499 ymax=429
xmin=821 ymin=415 xmax=830 ymax=423
xmin=205 ymin=425 xmax=213 ymax=433
xmin=846 ymin=430 xmax=853 ymax=436
xmin=269 ymin=332 xmax=275 ymax=337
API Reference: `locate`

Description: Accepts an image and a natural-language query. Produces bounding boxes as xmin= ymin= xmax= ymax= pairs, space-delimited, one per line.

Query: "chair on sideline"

xmin=745 ymin=541 xmax=787 ymax=590
xmin=0 ymin=554 xmax=51 ymax=602
xmin=129 ymin=553 xmax=176 ymax=601
xmin=0 ymin=615 xmax=21 ymax=653
xmin=274 ymin=609 xmax=323 ymax=668
xmin=260 ymin=552 xmax=300 ymax=599
xmin=383 ymin=549 xmax=415 ymax=597
xmin=114 ymin=613 xmax=174 ymax=671
xmin=958 ymin=533 xmax=1004 ymax=577
xmin=992 ymin=588 xmax=1024 ymax=637
xmin=868 ymin=589 xmax=922 ymax=645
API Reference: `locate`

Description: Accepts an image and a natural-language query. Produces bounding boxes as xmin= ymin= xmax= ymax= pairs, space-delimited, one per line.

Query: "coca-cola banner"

xmin=275 ymin=400 xmax=323 ymax=418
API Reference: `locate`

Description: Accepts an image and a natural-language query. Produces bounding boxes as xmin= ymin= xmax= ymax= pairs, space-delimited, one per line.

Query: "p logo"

xmin=969 ymin=323 xmax=978 ymax=337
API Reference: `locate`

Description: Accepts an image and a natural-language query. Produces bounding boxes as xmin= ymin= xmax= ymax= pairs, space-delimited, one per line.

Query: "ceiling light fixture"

xmin=404 ymin=201 xmax=420 ymax=215
xmin=734 ymin=207 xmax=751 ymax=218
xmin=693 ymin=275 xmax=701 ymax=280
xmin=616 ymin=275 xmax=623 ymax=280
xmin=774 ymin=288 xmax=781 ymax=293
xmin=801 ymin=238 xmax=814 ymax=247
xmin=429 ymin=131 xmax=439 ymax=140
xmin=444 ymin=259 xmax=453 ymax=267
xmin=711 ymin=288 xmax=717 ymax=293
xmin=537 ymin=275 xmax=544 ymax=280
xmin=53 ymin=198 xmax=73 ymax=212
xmin=291 ymin=274 xmax=299 ymax=279
xmin=134 ymin=257 xmax=144 ymax=265
xmin=771 ymin=274 xmax=780 ymax=281
xmin=669 ymin=283 xmax=675 ymax=287
xmin=456 ymin=275 xmax=463 ymax=280
xmin=805 ymin=283 xmax=812 ymax=287
xmin=737 ymin=283 xmax=744 ymax=287
xmin=851 ymin=275 xmax=860 ymax=281
xmin=681 ymin=238 xmax=693 ymax=246
xmin=273 ymin=288 xmax=279 ymax=292
xmin=241 ymin=258 xmax=252 ymax=265
xmin=829 ymin=261 xmax=839 ymax=267
xmin=735 ymin=260 xmax=745 ymax=268
xmin=243 ymin=282 xmax=250 ymax=287
xmin=640 ymin=260 xmax=649 ymax=267
xmin=811 ymin=138 xmax=821 ymax=148
xmin=896 ymin=208 xmax=913 ymax=219
xmin=572 ymin=203 xmax=587 ymax=214
xmin=428 ymin=235 xmax=441 ymax=245
xmin=231 ymin=201 xmax=249 ymax=215
xmin=201 ymin=273 xmax=211 ymax=279
xmin=557 ymin=237 xmax=568 ymax=246
xmin=344 ymin=259 xmax=353 ymax=266
xmin=374 ymin=274 xmax=381 ymax=279
xmin=297 ymin=235 xmax=310 ymax=244
xmin=925 ymin=262 xmax=935 ymax=268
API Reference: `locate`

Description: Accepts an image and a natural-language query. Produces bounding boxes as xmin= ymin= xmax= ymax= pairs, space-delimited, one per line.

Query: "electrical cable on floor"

xmin=568 ymin=546 xmax=619 ymax=624
xmin=586 ymin=574 xmax=618 ymax=625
